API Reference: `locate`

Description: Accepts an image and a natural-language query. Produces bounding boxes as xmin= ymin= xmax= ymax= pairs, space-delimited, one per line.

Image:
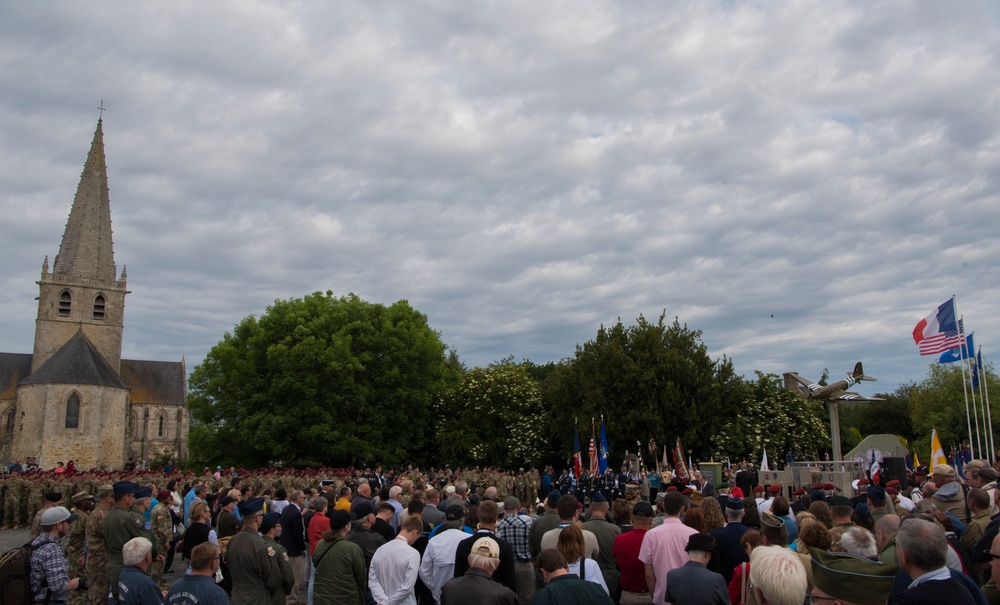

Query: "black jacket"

xmin=280 ymin=503 xmax=306 ymax=557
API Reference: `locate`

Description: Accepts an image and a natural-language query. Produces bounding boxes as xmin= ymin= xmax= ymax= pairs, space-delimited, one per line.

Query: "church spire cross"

xmin=98 ymin=99 xmax=106 ymax=120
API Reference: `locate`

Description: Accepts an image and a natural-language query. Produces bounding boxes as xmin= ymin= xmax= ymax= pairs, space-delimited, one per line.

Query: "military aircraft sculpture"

xmin=783 ymin=362 xmax=882 ymax=462
xmin=783 ymin=362 xmax=883 ymax=403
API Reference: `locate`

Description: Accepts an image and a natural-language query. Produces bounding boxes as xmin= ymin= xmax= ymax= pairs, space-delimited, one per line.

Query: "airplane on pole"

xmin=783 ymin=362 xmax=882 ymax=461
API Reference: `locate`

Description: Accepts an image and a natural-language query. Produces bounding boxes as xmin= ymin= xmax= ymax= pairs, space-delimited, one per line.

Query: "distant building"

xmin=0 ymin=120 xmax=188 ymax=469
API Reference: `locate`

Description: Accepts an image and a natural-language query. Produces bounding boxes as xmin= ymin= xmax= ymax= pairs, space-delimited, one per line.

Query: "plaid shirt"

xmin=30 ymin=533 xmax=70 ymax=602
xmin=496 ymin=513 xmax=533 ymax=562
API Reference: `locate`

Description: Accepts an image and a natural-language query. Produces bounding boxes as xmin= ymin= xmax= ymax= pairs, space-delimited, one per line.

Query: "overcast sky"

xmin=1 ymin=1 xmax=998 ymax=396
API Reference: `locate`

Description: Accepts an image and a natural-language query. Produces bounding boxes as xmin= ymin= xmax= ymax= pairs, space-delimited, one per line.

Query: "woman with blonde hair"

xmin=556 ymin=524 xmax=609 ymax=594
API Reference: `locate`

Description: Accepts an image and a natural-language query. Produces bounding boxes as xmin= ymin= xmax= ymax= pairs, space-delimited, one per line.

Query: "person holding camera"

xmin=29 ymin=506 xmax=83 ymax=604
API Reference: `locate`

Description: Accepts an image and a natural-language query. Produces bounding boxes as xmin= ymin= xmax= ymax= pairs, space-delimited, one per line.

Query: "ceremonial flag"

xmin=912 ymin=448 xmax=921 ymax=469
xmin=573 ymin=425 xmax=583 ymax=477
xmin=589 ymin=420 xmax=599 ymax=473
xmin=913 ymin=299 xmax=962 ymax=355
xmin=930 ymin=429 xmax=948 ymax=468
xmin=760 ymin=448 xmax=769 ymax=472
xmin=673 ymin=437 xmax=688 ymax=482
xmin=870 ymin=449 xmax=881 ymax=485
xmin=974 ymin=349 xmax=982 ymax=389
xmin=939 ymin=332 xmax=975 ymax=364
xmin=599 ymin=419 xmax=609 ymax=474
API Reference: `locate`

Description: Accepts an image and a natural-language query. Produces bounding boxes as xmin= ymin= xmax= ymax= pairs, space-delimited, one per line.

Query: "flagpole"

xmin=976 ymin=345 xmax=996 ymax=458
xmin=955 ymin=306 xmax=976 ymax=459
xmin=961 ymin=326 xmax=983 ymax=456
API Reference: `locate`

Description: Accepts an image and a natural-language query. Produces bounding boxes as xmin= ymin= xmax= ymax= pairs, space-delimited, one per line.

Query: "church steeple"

xmin=31 ymin=119 xmax=127 ymax=373
xmin=53 ymin=119 xmax=116 ymax=282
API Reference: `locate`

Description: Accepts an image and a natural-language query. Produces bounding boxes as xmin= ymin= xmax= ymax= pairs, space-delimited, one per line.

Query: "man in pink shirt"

xmin=638 ymin=491 xmax=697 ymax=605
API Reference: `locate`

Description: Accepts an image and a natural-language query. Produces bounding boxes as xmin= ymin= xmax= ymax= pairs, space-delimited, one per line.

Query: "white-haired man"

xmin=440 ymin=537 xmax=517 ymax=604
xmin=118 ymin=537 xmax=165 ymax=604
xmin=749 ymin=545 xmax=808 ymax=605
xmin=388 ymin=485 xmax=405 ymax=532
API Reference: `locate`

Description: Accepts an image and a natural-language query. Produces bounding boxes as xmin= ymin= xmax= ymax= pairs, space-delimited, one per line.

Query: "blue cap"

xmin=133 ymin=486 xmax=152 ymax=499
xmin=260 ymin=512 xmax=282 ymax=531
xmin=867 ymin=486 xmax=886 ymax=502
xmin=591 ymin=491 xmax=607 ymax=504
xmin=238 ymin=497 xmax=265 ymax=517
xmin=113 ymin=481 xmax=137 ymax=495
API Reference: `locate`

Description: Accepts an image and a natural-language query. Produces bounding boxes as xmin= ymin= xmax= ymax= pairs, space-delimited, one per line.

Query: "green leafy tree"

xmin=188 ymin=291 xmax=459 ymax=468
xmin=542 ymin=312 xmax=748 ymax=464
xmin=711 ymin=372 xmax=830 ymax=463
xmin=910 ymin=362 xmax=997 ymax=455
xmin=436 ymin=359 xmax=546 ymax=467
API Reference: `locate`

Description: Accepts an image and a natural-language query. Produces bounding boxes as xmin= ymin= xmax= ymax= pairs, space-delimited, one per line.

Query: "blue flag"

xmin=939 ymin=332 xmax=975 ymax=363
xmin=599 ymin=420 xmax=609 ymax=474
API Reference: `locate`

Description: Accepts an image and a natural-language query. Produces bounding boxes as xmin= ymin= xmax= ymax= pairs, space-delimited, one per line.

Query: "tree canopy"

xmin=436 ymin=359 xmax=546 ymax=467
xmin=187 ymin=291 xmax=459 ymax=468
xmin=541 ymin=312 xmax=747 ymax=464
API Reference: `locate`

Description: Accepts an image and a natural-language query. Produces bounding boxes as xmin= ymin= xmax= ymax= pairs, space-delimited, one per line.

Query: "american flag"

xmin=913 ymin=300 xmax=963 ymax=356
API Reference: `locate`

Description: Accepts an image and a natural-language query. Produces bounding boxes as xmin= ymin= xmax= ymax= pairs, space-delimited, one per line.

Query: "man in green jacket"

xmin=313 ymin=510 xmax=366 ymax=605
xmin=531 ymin=549 xmax=613 ymax=605
xmin=260 ymin=512 xmax=295 ymax=605
xmin=104 ymin=482 xmax=160 ymax=601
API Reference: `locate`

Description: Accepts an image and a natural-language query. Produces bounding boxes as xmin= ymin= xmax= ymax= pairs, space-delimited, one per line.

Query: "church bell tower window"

xmin=65 ymin=394 xmax=80 ymax=429
xmin=59 ymin=291 xmax=72 ymax=317
xmin=158 ymin=414 xmax=164 ymax=438
xmin=93 ymin=295 xmax=106 ymax=320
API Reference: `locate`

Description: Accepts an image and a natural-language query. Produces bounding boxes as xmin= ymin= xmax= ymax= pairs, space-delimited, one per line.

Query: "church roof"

xmin=53 ymin=119 xmax=117 ymax=282
xmin=120 ymin=359 xmax=185 ymax=405
xmin=0 ymin=353 xmax=33 ymax=400
xmin=19 ymin=330 xmax=126 ymax=389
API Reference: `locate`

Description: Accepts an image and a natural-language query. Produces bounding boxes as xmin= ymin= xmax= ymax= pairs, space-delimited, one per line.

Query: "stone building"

xmin=0 ymin=120 xmax=188 ymax=470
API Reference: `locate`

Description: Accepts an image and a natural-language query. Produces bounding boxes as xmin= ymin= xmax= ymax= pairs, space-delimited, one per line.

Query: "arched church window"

xmin=59 ymin=291 xmax=72 ymax=317
xmin=4 ymin=408 xmax=14 ymax=433
xmin=65 ymin=394 xmax=80 ymax=429
xmin=158 ymin=414 xmax=164 ymax=438
xmin=93 ymin=295 xmax=106 ymax=320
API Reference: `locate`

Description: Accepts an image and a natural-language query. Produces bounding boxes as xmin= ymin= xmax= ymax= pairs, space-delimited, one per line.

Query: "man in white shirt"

xmin=419 ymin=506 xmax=470 ymax=604
xmin=370 ymin=515 xmax=423 ymax=605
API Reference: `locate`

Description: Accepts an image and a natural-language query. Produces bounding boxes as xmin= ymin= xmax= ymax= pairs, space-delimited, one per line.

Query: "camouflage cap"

xmin=96 ymin=484 xmax=115 ymax=498
xmin=809 ymin=547 xmax=897 ymax=605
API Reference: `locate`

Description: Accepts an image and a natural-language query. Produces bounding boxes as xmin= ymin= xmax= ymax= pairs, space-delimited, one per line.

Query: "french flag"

xmin=913 ymin=299 xmax=962 ymax=356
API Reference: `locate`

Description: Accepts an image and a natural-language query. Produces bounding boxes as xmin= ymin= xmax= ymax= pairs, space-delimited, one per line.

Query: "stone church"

xmin=0 ymin=120 xmax=189 ymax=469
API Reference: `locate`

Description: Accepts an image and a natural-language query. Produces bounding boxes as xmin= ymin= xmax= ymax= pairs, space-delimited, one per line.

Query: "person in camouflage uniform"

xmin=67 ymin=492 xmax=95 ymax=605
xmin=30 ymin=491 xmax=63 ymax=537
xmin=1 ymin=475 xmax=21 ymax=528
xmin=86 ymin=484 xmax=115 ymax=605
xmin=150 ymin=489 xmax=175 ymax=586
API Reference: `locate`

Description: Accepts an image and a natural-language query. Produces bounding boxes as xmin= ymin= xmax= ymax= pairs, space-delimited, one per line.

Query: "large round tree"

xmin=188 ymin=291 xmax=460 ymax=468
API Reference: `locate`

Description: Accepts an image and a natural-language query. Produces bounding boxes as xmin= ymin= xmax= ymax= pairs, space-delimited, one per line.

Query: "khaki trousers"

xmin=287 ymin=554 xmax=308 ymax=605
xmin=619 ymin=589 xmax=653 ymax=605
xmin=514 ymin=560 xmax=536 ymax=604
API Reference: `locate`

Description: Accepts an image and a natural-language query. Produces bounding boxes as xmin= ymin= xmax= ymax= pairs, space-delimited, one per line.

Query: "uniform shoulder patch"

xmin=283 ymin=552 xmax=289 ymax=561
xmin=133 ymin=516 xmax=144 ymax=528
xmin=267 ymin=546 xmax=275 ymax=557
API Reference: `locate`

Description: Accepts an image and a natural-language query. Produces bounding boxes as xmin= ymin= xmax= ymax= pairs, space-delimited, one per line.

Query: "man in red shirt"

xmin=613 ymin=501 xmax=654 ymax=604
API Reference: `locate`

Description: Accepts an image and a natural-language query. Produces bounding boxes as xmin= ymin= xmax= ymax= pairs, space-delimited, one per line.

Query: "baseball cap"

xmin=41 ymin=506 xmax=78 ymax=525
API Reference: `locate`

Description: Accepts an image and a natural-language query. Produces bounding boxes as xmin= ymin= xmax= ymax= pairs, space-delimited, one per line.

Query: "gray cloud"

xmin=2 ymin=1 xmax=998 ymax=396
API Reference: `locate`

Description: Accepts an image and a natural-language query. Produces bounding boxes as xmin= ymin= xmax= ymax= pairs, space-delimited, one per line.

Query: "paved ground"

xmin=0 ymin=527 xmax=186 ymax=587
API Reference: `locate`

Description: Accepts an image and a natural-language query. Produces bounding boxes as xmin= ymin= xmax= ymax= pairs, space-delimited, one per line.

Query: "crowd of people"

xmin=9 ymin=457 xmax=1000 ymax=604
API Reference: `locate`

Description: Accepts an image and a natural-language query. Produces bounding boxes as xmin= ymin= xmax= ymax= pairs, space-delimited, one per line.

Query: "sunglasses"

xmin=987 ymin=552 xmax=1000 ymax=560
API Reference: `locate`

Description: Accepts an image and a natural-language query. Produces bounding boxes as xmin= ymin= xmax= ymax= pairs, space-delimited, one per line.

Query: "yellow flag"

xmin=913 ymin=449 xmax=921 ymax=468
xmin=930 ymin=429 xmax=948 ymax=468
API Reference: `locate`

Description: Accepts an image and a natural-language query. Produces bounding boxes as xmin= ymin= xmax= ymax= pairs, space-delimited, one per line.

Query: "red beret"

xmin=767 ymin=484 xmax=781 ymax=493
xmin=886 ymin=479 xmax=900 ymax=487
xmin=858 ymin=478 xmax=870 ymax=485
xmin=886 ymin=487 xmax=899 ymax=495
xmin=682 ymin=488 xmax=693 ymax=495
xmin=753 ymin=485 xmax=764 ymax=493
xmin=793 ymin=489 xmax=805 ymax=495
xmin=666 ymin=486 xmax=678 ymax=492
xmin=823 ymin=483 xmax=835 ymax=490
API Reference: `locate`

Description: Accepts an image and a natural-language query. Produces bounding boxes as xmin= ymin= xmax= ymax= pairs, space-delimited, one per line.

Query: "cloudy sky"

xmin=1 ymin=1 xmax=998 ymax=396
